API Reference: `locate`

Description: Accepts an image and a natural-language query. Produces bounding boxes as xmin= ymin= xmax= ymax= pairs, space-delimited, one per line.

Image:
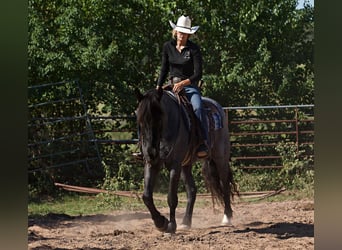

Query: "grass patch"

xmin=28 ymin=192 xmax=175 ymax=217
xmin=28 ymin=187 xmax=313 ymax=218
xmin=28 ymin=193 xmax=141 ymax=217
xmin=28 ymin=194 xmax=112 ymax=217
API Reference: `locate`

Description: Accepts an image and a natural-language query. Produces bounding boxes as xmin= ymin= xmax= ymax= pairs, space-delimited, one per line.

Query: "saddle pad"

xmin=202 ymin=97 xmax=225 ymax=130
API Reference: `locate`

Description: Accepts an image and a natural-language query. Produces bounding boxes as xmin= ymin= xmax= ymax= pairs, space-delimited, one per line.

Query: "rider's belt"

xmin=169 ymin=77 xmax=199 ymax=87
xmin=170 ymin=77 xmax=183 ymax=84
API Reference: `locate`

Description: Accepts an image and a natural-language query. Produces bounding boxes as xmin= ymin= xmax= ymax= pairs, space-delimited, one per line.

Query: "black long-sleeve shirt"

xmin=157 ymin=39 xmax=203 ymax=87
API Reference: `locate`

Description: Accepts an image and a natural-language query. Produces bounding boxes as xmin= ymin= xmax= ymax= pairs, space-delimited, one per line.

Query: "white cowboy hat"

xmin=169 ymin=15 xmax=199 ymax=34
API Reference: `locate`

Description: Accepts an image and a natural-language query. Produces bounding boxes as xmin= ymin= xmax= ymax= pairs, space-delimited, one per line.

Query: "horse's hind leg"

xmin=179 ymin=165 xmax=197 ymax=229
xmin=221 ymin=180 xmax=233 ymax=225
xmin=214 ymin=158 xmax=233 ymax=226
xmin=209 ymin=157 xmax=233 ymax=225
xmin=142 ymin=163 xmax=169 ymax=232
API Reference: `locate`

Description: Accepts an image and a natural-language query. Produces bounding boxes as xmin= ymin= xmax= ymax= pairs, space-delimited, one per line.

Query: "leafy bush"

xmin=275 ymin=142 xmax=314 ymax=190
xmin=102 ymin=153 xmax=144 ymax=192
xmin=232 ymin=142 xmax=314 ymax=192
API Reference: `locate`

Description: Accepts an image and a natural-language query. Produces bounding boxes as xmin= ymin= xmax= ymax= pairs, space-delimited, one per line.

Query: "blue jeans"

xmin=184 ymin=86 xmax=208 ymax=141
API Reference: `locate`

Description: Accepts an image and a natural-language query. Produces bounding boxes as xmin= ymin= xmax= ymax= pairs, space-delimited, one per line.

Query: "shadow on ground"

xmin=234 ymin=221 xmax=314 ymax=239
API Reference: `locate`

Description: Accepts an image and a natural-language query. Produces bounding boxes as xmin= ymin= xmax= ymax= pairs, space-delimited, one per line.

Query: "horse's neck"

xmin=160 ymin=95 xmax=183 ymax=140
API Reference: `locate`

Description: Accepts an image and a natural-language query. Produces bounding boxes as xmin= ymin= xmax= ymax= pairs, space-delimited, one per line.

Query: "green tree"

xmin=192 ymin=0 xmax=314 ymax=107
xmin=29 ymin=0 xmax=313 ymax=108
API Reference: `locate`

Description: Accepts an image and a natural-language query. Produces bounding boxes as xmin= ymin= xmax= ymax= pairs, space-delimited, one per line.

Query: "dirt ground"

xmin=28 ymin=198 xmax=314 ymax=250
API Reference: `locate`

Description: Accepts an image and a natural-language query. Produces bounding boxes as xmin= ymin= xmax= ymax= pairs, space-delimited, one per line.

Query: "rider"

xmin=156 ymin=15 xmax=208 ymax=158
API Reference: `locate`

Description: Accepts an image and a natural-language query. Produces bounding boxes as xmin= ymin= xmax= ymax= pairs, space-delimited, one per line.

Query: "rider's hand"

xmin=172 ymin=82 xmax=184 ymax=93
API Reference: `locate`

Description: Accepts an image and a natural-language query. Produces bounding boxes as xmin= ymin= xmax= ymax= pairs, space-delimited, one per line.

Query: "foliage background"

xmin=28 ymin=0 xmax=314 ymax=198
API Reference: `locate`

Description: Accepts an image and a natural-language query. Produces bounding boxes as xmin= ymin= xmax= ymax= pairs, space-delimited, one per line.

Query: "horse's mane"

xmin=137 ymin=89 xmax=164 ymax=127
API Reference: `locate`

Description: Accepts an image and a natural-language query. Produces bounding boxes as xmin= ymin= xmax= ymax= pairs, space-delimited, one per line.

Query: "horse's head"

xmin=135 ymin=88 xmax=164 ymax=164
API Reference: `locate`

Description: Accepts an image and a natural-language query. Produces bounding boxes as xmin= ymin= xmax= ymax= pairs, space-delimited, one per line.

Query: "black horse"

xmin=135 ymin=87 xmax=237 ymax=233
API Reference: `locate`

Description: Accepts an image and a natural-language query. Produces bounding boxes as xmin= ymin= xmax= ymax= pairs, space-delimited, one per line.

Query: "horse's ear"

xmin=157 ymin=86 xmax=163 ymax=101
xmin=134 ymin=88 xmax=144 ymax=102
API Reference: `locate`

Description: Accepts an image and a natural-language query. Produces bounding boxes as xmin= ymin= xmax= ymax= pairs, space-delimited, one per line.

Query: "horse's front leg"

xmin=179 ymin=165 xmax=196 ymax=229
xmin=142 ymin=162 xmax=169 ymax=232
xmin=166 ymin=165 xmax=181 ymax=233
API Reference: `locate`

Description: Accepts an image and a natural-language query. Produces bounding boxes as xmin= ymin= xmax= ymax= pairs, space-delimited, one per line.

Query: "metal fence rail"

xmin=28 ymin=80 xmax=102 ymax=173
xmin=225 ymin=105 xmax=314 ymax=169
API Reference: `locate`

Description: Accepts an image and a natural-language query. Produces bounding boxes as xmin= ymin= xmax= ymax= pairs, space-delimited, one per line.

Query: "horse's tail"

xmin=202 ymin=160 xmax=239 ymax=206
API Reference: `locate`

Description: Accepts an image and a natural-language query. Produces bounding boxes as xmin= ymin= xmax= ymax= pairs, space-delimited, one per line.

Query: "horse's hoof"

xmin=221 ymin=214 xmax=233 ymax=226
xmin=166 ymin=222 xmax=177 ymax=234
xmin=162 ymin=232 xmax=173 ymax=237
xmin=178 ymin=224 xmax=191 ymax=230
xmin=156 ymin=217 xmax=169 ymax=232
xmin=221 ymin=221 xmax=233 ymax=227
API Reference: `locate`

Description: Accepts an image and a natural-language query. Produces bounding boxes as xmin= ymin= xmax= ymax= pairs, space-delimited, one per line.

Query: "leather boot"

xmin=196 ymin=142 xmax=208 ymax=159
